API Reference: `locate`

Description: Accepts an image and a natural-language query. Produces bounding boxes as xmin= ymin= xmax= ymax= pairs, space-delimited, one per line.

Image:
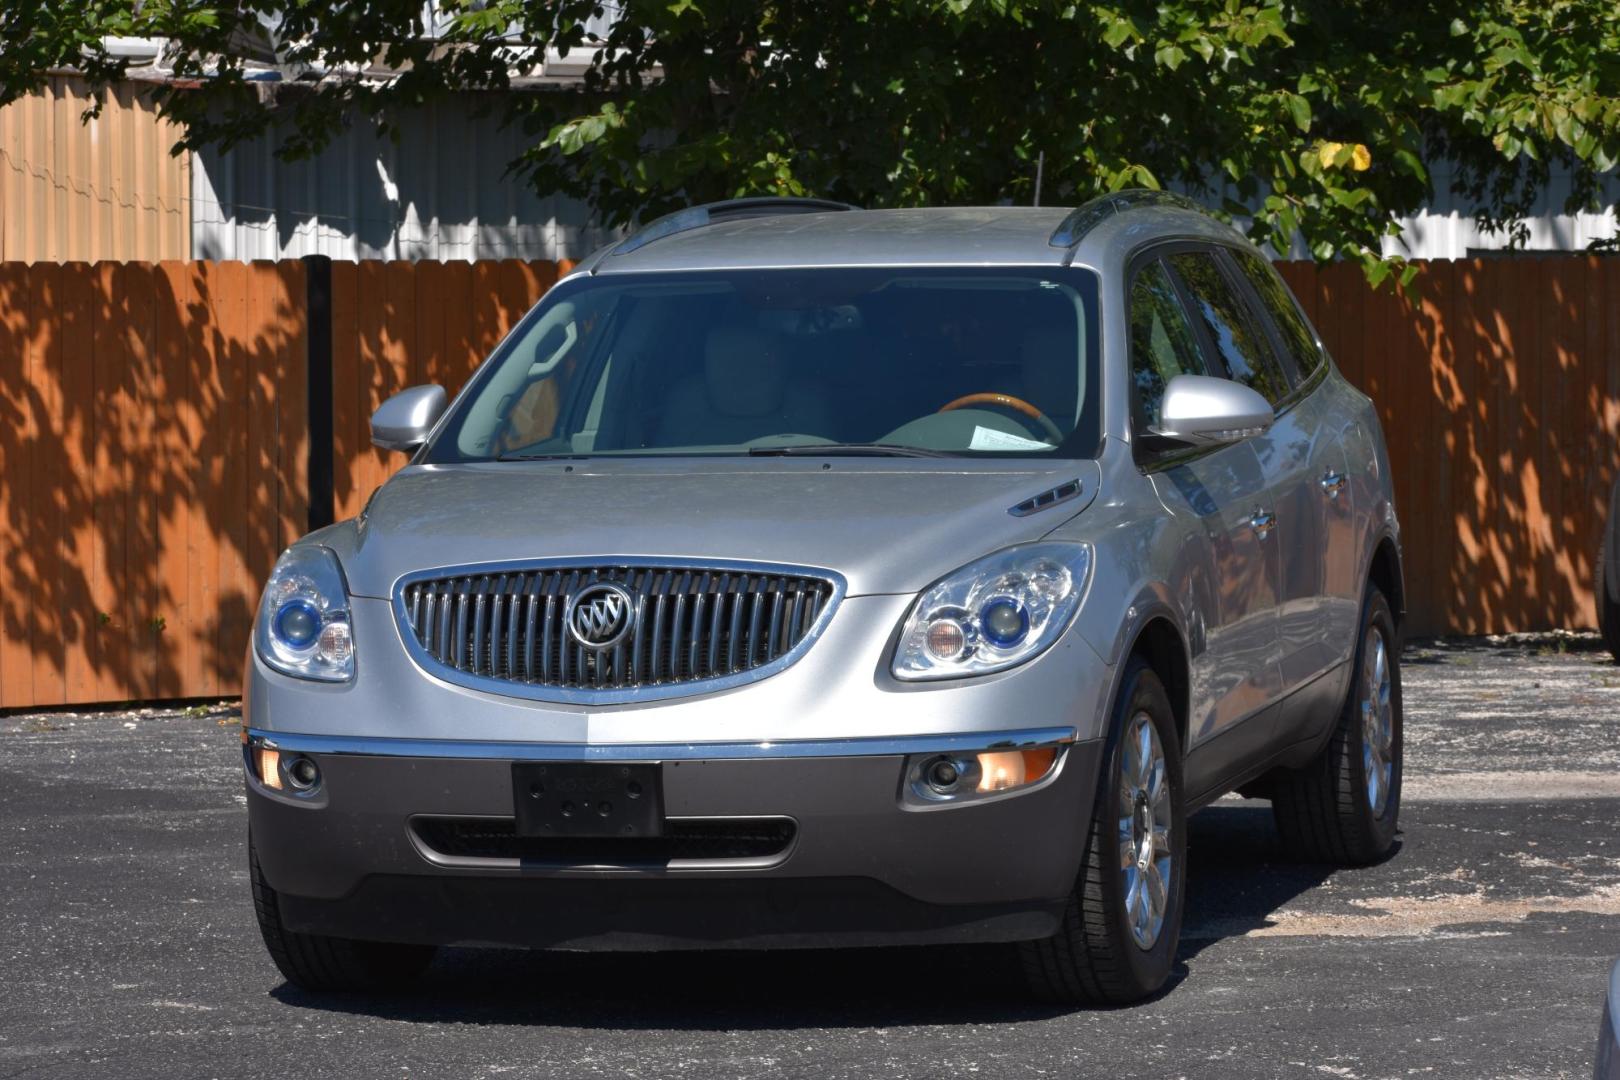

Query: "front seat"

xmin=657 ymin=325 xmax=832 ymax=447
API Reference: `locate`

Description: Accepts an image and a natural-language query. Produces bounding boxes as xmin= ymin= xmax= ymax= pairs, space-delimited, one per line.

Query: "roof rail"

xmin=1047 ymin=189 xmax=1205 ymax=249
xmin=609 ymin=197 xmax=860 ymax=258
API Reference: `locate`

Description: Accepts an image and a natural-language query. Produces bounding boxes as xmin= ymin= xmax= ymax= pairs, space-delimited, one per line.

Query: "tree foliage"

xmin=4 ymin=0 xmax=1619 ymax=276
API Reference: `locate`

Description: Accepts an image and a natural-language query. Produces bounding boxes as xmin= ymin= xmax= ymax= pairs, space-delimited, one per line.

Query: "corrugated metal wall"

xmin=190 ymin=97 xmax=618 ymax=263
xmin=3 ymin=74 xmax=1614 ymax=265
xmin=1386 ymin=161 xmax=1620 ymax=258
xmin=0 ymin=76 xmax=191 ymax=263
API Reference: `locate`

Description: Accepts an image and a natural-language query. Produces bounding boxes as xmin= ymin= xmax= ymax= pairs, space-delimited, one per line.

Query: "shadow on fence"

xmin=0 ymin=255 xmax=1616 ymax=709
xmin=1278 ymin=257 xmax=1619 ymax=639
xmin=0 ymin=259 xmax=557 ymax=709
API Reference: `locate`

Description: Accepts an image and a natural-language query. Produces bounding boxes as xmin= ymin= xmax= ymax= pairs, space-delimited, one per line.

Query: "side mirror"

xmin=1149 ymin=374 xmax=1274 ymax=448
xmin=370 ymin=385 xmax=447 ymax=453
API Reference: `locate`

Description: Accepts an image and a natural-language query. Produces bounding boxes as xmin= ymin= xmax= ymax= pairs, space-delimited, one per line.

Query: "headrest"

xmin=705 ymin=325 xmax=786 ymax=417
xmin=1021 ymin=326 xmax=1080 ymax=424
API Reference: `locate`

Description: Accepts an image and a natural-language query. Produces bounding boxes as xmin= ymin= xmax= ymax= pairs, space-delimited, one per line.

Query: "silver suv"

xmin=244 ymin=192 xmax=1404 ymax=1004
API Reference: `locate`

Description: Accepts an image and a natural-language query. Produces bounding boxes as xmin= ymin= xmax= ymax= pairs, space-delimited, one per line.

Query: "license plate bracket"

xmin=512 ymin=762 xmax=665 ymax=838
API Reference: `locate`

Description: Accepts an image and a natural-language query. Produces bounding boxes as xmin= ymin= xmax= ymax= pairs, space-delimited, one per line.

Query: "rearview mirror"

xmin=1149 ymin=374 xmax=1274 ymax=448
xmin=371 ymin=385 xmax=447 ymax=453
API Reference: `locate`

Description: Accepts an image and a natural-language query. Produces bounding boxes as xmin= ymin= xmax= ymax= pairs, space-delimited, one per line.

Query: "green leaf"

xmin=1102 ymin=17 xmax=1135 ymax=48
xmin=1283 ymin=92 xmax=1311 ymax=132
xmin=1154 ymin=44 xmax=1187 ymax=70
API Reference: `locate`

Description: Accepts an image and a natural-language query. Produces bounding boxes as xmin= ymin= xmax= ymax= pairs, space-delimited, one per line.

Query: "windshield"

xmin=424 ymin=267 xmax=1101 ymax=462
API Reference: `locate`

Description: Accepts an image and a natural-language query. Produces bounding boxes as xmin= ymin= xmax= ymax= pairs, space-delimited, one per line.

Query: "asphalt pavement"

xmin=2 ymin=634 xmax=1618 ymax=1079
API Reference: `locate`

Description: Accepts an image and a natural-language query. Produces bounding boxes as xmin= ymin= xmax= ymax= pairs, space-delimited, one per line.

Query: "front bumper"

xmin=247 ymin=732 xmax=1103 ymax=950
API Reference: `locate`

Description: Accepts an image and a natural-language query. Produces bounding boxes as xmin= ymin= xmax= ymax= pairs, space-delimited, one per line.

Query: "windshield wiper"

xmin=496 ymin=451 xmax=592 ymax=462
xmin=747 ymin=443 xmax=950 ymax=458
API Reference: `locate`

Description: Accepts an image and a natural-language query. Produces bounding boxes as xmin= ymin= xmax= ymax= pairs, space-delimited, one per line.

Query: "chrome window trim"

xmin=389 ymin=556 xmax=848 ymax=705
xmin=1125 ymin=238 xmax=1327 ymax=418
xmin=247 ymin=725 xmax=1077 ymax=762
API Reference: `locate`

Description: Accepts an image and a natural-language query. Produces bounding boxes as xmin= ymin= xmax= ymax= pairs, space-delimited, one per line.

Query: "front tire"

xmin=250 ymin=837 xmax=436 ymax=992
xmin=1019 ymin=658 xmax=1186 ymax=1005
xmin=1271 ymin=584 xmax=1402 ymax=865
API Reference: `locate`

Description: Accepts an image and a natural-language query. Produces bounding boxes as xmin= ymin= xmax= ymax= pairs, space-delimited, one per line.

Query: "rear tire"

xmin=250 ymin=836 xmax=435 ymax=992
xmin=1019 ymin=658 xmax=1186 ymax=1005
xmin=1271 ymin=585 xmax=1402 ymax=865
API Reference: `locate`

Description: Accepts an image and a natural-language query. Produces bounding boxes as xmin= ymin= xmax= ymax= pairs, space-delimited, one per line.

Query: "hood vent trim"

xmin=1008 ymin=479 xmax=1083 ymax=518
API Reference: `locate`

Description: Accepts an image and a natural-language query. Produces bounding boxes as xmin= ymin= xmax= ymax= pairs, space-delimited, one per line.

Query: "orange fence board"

xmin=1281 ymin=258 xmax=1620 ymax=637
xmin=0 ymin=254 xmax=1616 ymax=708
xmin=0 ymin=258 xmax=308 ymax=708
xmin=0 ymin=264 xmax=30 ymax=707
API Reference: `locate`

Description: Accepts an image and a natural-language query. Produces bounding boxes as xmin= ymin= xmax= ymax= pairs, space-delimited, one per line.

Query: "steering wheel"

xmin=939 ymin=392 xmax=1065 ymax=444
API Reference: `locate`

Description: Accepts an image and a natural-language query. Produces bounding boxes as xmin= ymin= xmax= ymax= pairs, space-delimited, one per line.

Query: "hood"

xmin=332 ymin=458 xmax=1101 ymax=599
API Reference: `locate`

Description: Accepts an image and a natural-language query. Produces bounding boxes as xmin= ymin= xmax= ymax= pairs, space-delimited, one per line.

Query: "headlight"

xmin=254 ymin=546 xmax=354 ymax=682
xmin=892 ymin=543 xmax=1092 ymax=681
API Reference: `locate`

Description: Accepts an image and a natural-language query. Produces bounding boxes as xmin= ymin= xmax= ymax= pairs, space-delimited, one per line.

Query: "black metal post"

xmin=302 ymin=254 xmax=335 ymax=533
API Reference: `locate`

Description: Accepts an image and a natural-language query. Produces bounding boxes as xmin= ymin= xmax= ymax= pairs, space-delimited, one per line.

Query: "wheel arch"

xmin=1125 ymin=616 xmax=1191 ymax=754
xmin=1366 ymin=533 xmax=1406 ymax=631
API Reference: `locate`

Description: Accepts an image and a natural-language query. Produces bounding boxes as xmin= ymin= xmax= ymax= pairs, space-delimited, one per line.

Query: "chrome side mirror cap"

xmin=370 ymin=385 xmax=447 ymax=453
xmin=1150 ymin=374 xmax=1274 ymax=447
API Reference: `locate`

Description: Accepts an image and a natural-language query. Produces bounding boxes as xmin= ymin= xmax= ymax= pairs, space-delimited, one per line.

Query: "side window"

xmin=1166 ymin=250 xmax=1292 ymax=407
xmin=1230 ymin=248 xmax=1324 ymax=384
xmin=1128 ymin=259 xmax=1206 ymax=431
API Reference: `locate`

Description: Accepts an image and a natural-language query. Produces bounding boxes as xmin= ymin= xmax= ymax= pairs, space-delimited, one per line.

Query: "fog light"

xmin=911 ymin=753 xmax=981 ymax=800
xmin=926 ymin=757 xmax=962 ymax=793
xmin=255 ymin=747 xmax=282 ymax=791
xmin=284 ymin=755 xmax=321 ymax=791
xmin=903 ymin=745 xmax=1064 ymax=806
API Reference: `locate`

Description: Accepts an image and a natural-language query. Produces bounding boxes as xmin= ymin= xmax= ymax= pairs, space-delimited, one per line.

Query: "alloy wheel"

xmin=1117 ymin=710 xmax=1172 ymax=950
xmin=1360 ymin=626 xmax=1395 ymax=816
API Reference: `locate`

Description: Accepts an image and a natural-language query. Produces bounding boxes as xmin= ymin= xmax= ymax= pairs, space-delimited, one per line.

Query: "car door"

xmin=1128 ymin=256 xmax=1281 ymax=750
xmin=1166 ymin=250 xmax=1302 ymax=725
xmin=1164 ymin=248 xmax=1327 ymax=705
xmin=1226 ymin=247 xmax=1361 ymax=681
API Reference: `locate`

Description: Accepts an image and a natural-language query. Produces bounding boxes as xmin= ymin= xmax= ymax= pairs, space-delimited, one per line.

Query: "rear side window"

xmin=1166 ymin=250 xmax=1292 ymax=407
xmin=1127 ymin=260 xmax=1206 ymax=431
xmin=1230 ymin=248 xmax=1324 ymax=384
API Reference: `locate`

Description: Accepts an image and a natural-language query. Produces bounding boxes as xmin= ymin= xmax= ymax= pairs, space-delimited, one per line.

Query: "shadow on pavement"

xmin=1178 ymin=803 xmax=1351 ymax=961
xmin=265 ymin=802 xmax=1372 ymax=1028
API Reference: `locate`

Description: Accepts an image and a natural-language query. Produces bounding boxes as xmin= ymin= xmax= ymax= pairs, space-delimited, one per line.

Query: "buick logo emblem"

xmin=565 ymin=582 xmax=635 ymax=650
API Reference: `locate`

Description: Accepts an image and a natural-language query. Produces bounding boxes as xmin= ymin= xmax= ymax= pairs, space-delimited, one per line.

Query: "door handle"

xmin=1249 ymin=509 xmax=1276 ymax=539
xmin=1320 ymin=470 xmax=1347 ymax=499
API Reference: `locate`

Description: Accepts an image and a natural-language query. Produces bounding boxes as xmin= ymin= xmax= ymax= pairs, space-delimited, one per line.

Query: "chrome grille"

xmin=398 ymin=564 xmax=838 ymax=695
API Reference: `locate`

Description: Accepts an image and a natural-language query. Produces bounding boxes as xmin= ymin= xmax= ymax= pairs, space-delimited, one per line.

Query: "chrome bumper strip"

xmin=245 ymin=726 xmax=1077 ymax=762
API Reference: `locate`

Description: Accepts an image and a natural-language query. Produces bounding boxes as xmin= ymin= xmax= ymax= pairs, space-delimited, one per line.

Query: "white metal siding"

xmin=190 ymin=96 xmax=618 ymax=263
xmin=1386 ymin=160 xmax=1620 ymax=259
xmin=191 ymin=91 xmax=1616 ymax=263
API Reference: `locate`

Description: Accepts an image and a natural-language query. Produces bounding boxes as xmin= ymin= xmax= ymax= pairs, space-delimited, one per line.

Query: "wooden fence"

xmin=1277 ymin=258 xmax=1619 ymax=640
xmin=0 ymin=255 xmax=1616 ymax=708
xmin=0 ymin=259 xmax=561 ymax=709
